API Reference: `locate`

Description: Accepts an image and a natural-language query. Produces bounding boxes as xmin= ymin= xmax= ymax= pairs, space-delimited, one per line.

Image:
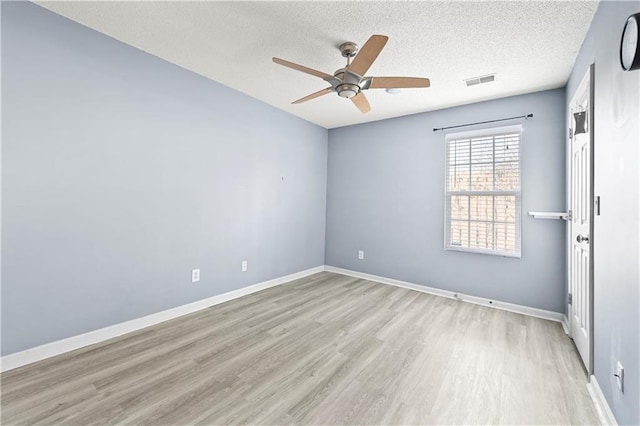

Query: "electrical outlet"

xmin=241 ymin=260 xmax=248 ymax=272
xmin=191 ymin=269 xmax=200 ymax=283
xmin=615 ymin=361 xmax=624 ymax=393
xmin=358 ymin=250 xmax=364 ymax=260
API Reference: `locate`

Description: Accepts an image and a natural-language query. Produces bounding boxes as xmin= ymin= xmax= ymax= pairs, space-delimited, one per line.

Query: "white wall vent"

xmin=464 ymin=74 xmax=496 ymax=87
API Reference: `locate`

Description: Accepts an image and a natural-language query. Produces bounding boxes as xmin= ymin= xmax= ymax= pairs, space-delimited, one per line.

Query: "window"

xmin=445 ymin=125 xmax=522 ymax=257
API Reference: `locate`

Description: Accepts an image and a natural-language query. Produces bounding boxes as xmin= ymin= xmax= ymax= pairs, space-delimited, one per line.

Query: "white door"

xmin=568 ymin=66 xmax=593 ymax=371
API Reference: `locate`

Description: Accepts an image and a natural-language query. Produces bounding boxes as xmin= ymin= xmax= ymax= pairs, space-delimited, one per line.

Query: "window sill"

xmin=445 ymin=245 xmax=521 ymax=259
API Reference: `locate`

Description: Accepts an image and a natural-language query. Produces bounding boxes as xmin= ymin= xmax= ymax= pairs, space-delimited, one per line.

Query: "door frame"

xmin=566 ymin=63 xmax=595 ymax=374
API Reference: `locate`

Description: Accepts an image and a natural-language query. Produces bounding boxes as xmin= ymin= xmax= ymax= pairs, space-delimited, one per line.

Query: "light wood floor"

xmin=1 ymin=272 xmax=598 ymax=425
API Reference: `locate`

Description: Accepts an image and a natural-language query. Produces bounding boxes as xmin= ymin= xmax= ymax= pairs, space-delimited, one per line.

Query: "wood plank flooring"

xmin=1 ymin=272 xmax=599 ymax=425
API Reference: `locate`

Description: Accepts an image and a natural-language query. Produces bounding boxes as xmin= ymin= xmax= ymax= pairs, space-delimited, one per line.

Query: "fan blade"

xmin=368 ymin=77 xmax=431 ymax=89
xmin=351 ymin=92 xmax=371 ymax=113
xmin=292 ymin=87 xmax=333 ymax=104
xmin=347 ymin=35 xmax=388 ymax=77
xmin=273 ymin=57 xmax=333 ymax=80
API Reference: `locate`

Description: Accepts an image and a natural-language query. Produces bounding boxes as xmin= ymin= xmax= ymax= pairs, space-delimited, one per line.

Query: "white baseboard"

xmin=0 ymin=266 xmax=324 ymax=373
xmin=324 ymin=266 xmax=564 ymax=323
xmin=561 ymin=314 xmax=570 ymax=335
xmin=0 ymin=265 xmax=567 ymax=372
xmin=325 ymin=266 xmax=456 ymax=300
xmin=587 ymin=375 xmax=618 ymax=425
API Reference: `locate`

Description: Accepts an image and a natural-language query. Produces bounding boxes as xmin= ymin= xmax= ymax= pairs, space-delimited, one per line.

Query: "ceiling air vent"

xmin=464 ymin=73 xmax=496 ymax=87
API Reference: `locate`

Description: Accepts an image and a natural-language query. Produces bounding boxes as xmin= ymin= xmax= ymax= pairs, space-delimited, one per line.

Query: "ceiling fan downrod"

xmin=335 ymin=41 xmax=362 ymax=98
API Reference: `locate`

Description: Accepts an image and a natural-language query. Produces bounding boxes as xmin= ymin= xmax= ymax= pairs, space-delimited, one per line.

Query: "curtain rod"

xmin=433 ymin=113 xmax=533 ymax=132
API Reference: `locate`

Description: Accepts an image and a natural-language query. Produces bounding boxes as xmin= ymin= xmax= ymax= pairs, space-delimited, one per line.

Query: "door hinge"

xmin=569 ymin=128 xmax=573 ymax=139
xmin=595 ymin=196 xmax=601 ymax=216
xmin=568 ymin=293 xmax=573 ymax=305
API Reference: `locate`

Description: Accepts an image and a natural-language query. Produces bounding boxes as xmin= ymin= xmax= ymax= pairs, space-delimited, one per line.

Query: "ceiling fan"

xmin=272 ymin=35 xmax=430 ymax=114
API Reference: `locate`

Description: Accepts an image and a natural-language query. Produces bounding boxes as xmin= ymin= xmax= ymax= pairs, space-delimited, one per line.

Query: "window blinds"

xmin=445 ymin=125 xmax=522 ymax=257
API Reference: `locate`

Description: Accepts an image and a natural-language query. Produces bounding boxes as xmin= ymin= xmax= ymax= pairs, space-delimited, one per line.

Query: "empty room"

xmin=1 ymin=1 xmax=639 ymax=425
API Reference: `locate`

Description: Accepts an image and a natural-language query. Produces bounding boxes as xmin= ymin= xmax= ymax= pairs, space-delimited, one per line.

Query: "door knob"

xmin=577 ymin=234 xmax=590 ymax=244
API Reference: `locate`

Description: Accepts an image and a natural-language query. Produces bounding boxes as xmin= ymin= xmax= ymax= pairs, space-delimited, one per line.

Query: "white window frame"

xmin=444 ymin=124 xmax=522 ymax=258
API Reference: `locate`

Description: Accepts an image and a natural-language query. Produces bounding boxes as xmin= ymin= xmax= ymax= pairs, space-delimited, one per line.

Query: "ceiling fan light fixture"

xmin=337 ymin=83 xmax=360 ymax=98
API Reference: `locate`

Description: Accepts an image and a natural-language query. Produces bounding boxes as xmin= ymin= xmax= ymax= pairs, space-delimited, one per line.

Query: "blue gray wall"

xmin=1 ymin=2 xmax=327 ymax=356
xmin=567 ymin=2 xmax=640 ymax=424
xmin=326 ymin=89 xmax=567 ymax=313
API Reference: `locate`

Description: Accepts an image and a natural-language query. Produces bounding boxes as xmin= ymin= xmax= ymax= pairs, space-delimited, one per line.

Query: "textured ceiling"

xmin=35 ymin=1 xmax=598 ymax=129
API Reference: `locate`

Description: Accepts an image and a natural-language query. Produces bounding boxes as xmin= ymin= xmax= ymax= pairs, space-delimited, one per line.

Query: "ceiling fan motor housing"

xmin=333 ymin=68 xmax=362 ymax=98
